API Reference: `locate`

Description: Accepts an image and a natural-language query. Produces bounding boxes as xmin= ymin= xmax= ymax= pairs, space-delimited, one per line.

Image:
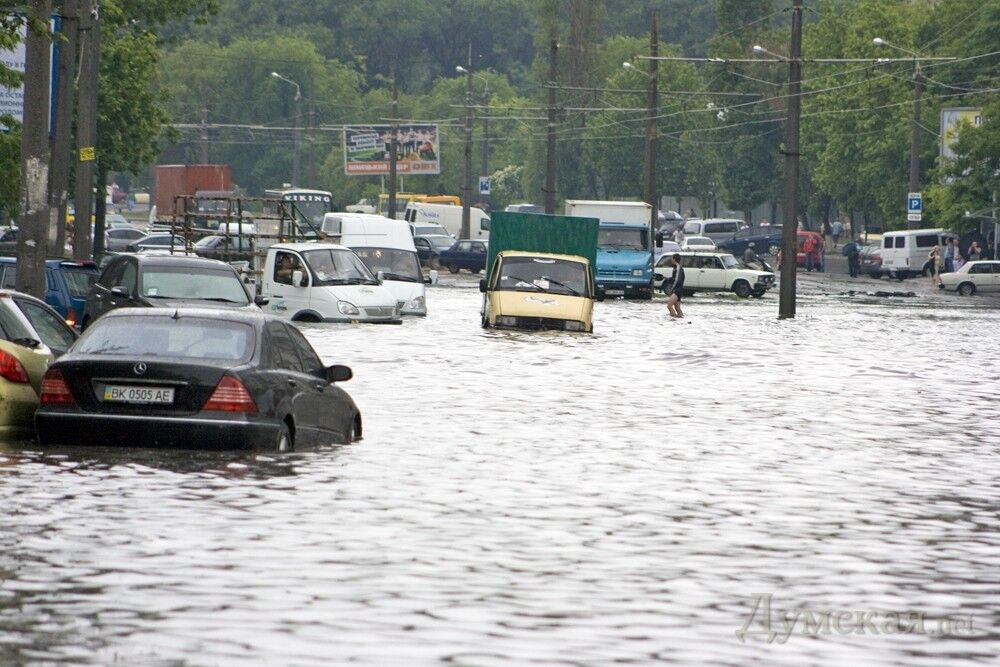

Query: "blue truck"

xmin=565 ymin=200 xmax=654 ymax=299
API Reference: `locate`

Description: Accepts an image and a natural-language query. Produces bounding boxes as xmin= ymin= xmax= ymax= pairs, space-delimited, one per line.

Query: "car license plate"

xmin=606 ymin=289 xmax=625 ymax=296
xmin=103 ymin=385 xmax=174 ymax=404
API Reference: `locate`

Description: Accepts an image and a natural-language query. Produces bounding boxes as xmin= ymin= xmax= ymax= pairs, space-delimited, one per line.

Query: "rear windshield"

xmin=139 ymin=267 xmax=249 ymax=304
xmin=76 ymin=317 xmax=255 ymax=361
xmin=63 ymin=270 xmax=97 ymax=298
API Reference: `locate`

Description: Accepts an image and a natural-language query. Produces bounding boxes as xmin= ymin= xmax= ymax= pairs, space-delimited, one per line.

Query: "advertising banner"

xmin=343 ymin=124 xmax=440 ymax=175
xmin=939 ymin=107 xmax=983 ymax=161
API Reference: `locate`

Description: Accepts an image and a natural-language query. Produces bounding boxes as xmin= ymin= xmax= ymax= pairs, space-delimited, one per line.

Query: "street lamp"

xmin=873 ymin=37 xmax=924 ymax=224
xmin=456 ymin=65 xmax=473 ymax=239
xmin=272 ymin=71 xmax=302 ymax=187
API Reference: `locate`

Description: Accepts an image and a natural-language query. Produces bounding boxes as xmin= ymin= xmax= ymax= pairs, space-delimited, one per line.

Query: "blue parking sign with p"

xmin=479 ymin=177 xmax=491 ymax=195
xmin=907 ymin=193 xmax=922 ymax=213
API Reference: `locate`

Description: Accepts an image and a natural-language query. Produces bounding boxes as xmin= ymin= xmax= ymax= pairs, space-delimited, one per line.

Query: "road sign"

xmin=79 ymin=146 xmax=95 ymax=161
xmin=479 ymin=177 xmax=491 ymax=195
xmin=907 ymin=192 xmax=922 ymax=214
xmin=907 ymin=213 xmax=922 ymax=222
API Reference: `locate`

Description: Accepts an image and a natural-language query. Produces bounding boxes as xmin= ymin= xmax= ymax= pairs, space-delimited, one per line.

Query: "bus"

xmin=264 ymin=188 xmax=334 ymax=230
xmin=377 ymin=193 xmax=460 ymax=219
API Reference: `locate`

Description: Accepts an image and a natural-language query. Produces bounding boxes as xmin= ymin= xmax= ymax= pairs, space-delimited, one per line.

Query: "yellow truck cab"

xmin=478 ymin=211 xmax=600 ymax=333
xmin=482 ymin=251 xmax=595 ymax=332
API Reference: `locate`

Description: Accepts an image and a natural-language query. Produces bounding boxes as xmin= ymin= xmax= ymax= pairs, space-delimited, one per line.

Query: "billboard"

xmin=0 ymin=17 xmax=60 ymax=133
xmin=343 ymin=124 xmax=440 ymax=175
xmin=939 ymin=107 xmax=983 ymax=161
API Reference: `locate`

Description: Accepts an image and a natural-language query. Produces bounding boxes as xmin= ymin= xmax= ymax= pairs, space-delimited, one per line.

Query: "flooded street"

xmin=2 ymin=277 xmax=999 ymax=666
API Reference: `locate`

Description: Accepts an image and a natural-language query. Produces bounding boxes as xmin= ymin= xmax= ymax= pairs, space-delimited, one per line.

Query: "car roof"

xmin=100 ymin=306 xmax=275 ymax=326
xmin=125 ymin=254 xmax=237 ymax=270
xmin=271 ymin=241 xmax=349 ymax=252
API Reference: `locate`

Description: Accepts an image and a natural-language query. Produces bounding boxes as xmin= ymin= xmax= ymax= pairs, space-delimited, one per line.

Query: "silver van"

xmin=682 ymin=218 xmax=742 ymax=244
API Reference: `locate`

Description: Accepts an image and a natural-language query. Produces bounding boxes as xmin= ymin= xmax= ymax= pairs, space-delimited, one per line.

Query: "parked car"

xmin=0 ymin=291 xmax=78 ymax=439
xmin=127 ymin=233 xmax=186 ymax=253
xmin=104 ymin=227 xmax=147 ymax=252
xmin=0 ymin=258 xmax=100 ymax=328
xmin=681 ymin=218 xmax=742 ymax=244
xmin=939 ymin=260 xmax=1000 ymax=296
xmin=654 ymin=240 xmax=681 ymax=265
xmin=409 ymin=222 xmax=452 ymax=239
xmin=680 ymin=236 xmax=718 ymax=251
xmin=860 ymin=245 xmax=883 ymax=278
xmin=192 ymin=234 xmax=255 ymax=263
xmin=35 ymin=308 xmax=361 ymax=449
xmin=653 ymin=251 xmax=774 ymax=298
xmin=413 ymin=234 xmax=456 ymax=269
xmin=0 ymin=227 xmax=18 ymax=255
xmin=718 ymin=226 xmax=784 ymax=257
xmin=83 ymin=254 xmax=262 ymax=329
xmin=439 ymin=239 xmax=489 ymax=274
xmin=104 ymin=213 xmax=135 ymax=230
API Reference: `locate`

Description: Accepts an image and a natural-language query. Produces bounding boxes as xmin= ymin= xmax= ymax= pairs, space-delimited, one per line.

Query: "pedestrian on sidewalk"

xmin=845 ymin=238 xmax=861 ymax=277
xmin=831 ymin=219 xmax=844 ymax=249
xmin=967 ymin=241 xmax=982 ymax=262
xmin=666 ymin=253 xmax=685 ymax=319
xmin=802 ymin=234 xmax=818 ymax=271
xmin=943 ymin=238 xmax=957 ymax=273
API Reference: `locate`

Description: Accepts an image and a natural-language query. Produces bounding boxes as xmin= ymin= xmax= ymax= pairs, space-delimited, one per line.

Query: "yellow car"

xmin=0 ymin=291 xmax=78 ymax=439
xmin=480 ymin=251 xmax=596 ymax=332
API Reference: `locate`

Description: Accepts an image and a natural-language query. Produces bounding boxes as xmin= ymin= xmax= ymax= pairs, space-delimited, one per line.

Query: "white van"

xmin=260 ymin=242 xmax=401 ymax=323
xmin=321 ymin=213 xmax=433 ymax=316
xmin=403 ymin=202 xmax=490 ymax=239
xmin=682 ymin=218 xmax=742 ymax=244
xmin=880 ymin=228 xmax=959 ymax=279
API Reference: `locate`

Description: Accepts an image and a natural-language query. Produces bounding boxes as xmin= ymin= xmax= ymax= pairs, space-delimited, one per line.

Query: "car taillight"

xmin=203 ymin=375 xmax=257 ymax=413
xmin=40 ymin=369 xmax=75 ymax=404
xmin=0 ymin=349 xmax=30 ymax=383
xmin=65 ymin=308 xmax=78 ymax=328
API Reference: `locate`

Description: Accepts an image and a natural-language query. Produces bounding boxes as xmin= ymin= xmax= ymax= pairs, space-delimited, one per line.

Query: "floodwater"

xmin=1 ymin=278 xmax=999 ymax=666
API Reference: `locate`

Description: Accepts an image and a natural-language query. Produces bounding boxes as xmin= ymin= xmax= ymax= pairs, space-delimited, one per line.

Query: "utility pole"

xmin=908 ymin=64 xmax=923 ymax=229
xmin=544 ymin=36 xmax=558 ymax=215
xmin=49 ymin=0 xmax=78 ymax=257
xmin=74 ymin=0 xmax=98 ymax=261
xmin=292 ymin=88 xmax=301 ymax=187
xmin=778 ymin=0 xmax=802 ymax=320
xmin=643 ymin=12 xmax=659 ymax=281
xmin=388 ymin=66 xmax=398 ymax=220
xmin=16 ymin=0 xmax=53 ymax=299
xmin=481 ymin=84 xmax=490 ymax=211
xmin=200 ymin=105 xmax=209 ymax=163
xmin=461 ymin=55 xmax=473 ymax=239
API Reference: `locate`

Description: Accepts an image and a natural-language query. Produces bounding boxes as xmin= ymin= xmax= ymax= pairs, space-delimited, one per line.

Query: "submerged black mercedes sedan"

xmin=35 ymin=308 xmax=361 ymax=450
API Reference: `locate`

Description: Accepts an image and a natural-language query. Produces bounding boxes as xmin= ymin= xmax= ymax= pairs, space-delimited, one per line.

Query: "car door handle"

xmin=314 ymin=383 xmax=325 ymax=391
xmin=272 ymin=294 xmax=283 ymax=298
xmin=287 ymin=379 xmax=297 ymax=387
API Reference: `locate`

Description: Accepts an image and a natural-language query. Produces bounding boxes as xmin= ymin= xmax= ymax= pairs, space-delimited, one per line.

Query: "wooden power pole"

xmin=388 ymin=66 xmax=398 ymax=220
xmin=16 ymin=0 xmax=54 ymax=299
xmin=73 ymin=0 xmax=98 ymax=260
xmin=49 ymin=0 xmax=78 ymax=257
xmin=778 ymin=0 xmax=803 ymax=319
xmin=544 ymin=37 xmax=558 ymax=214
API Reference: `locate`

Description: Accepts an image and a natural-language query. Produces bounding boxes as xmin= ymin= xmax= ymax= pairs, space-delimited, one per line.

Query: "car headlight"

xmin=632 ymin=269 xmax=644 ymax=277
xmin=497 ymin=315 xmax=518 ymax=327
xmin=405 ymin=295 xmax=426 ymax=311
xmin=337 ymin=300 xmax=360 ymax=315
xmin=564 ymin=320 xmax=585 ymax=331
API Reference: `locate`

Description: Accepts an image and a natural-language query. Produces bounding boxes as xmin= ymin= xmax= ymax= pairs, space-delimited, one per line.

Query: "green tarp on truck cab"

xmin=486 ymin=212 xmax=600 ymax=280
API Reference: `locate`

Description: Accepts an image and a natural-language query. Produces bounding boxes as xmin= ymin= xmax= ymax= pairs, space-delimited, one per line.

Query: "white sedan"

xmin=680 ymin=236 xmax=717 ymax=251
xmin=939 ymin=260 xmax=1000 ymax=296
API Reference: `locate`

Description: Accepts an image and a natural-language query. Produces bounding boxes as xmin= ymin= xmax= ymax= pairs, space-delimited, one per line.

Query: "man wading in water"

xmin=667 ymin=253 xmax=685 ymax=318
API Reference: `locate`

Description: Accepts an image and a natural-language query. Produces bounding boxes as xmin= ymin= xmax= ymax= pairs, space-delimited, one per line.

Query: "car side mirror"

xmin=292 ymin=269 xmax=304 ymax=287
xmin=254 ymin=295 xmax=270 ymax=307
xmin=326 ymin=364 xmax=352 ymax=383
xmin=110 ymin=286 xmax=130 ymax=299
xmin=479 ymin=278 xmax=487 ymax=293
xmin=595 ymin=287 xmax=606 ymax=302
xmin=425 ymin=269 xmax=439 ymax=286
xmin=376 ymin=270 xmax=385 ymax=284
